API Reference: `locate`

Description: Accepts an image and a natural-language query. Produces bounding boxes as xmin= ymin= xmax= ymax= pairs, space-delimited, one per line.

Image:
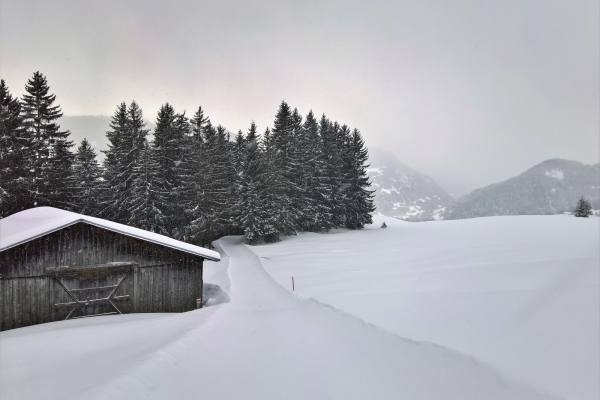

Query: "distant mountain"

xmin=443 ymin=159 xmax=600 ymax=220
xmin=368 ymin=149 xmax=455 ymax=221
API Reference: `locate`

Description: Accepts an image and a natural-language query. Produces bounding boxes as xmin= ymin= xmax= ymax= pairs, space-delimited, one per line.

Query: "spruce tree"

xmin=319 ymin=115 xmax=345 ymax=228
xmin=238 ymin=122 xmax=278 ymax=244
xmin=338 ymin=124 xmax=355 ymax=225
xmin=151 ymin=103 xmax=189 ymax=236
xmin=129 ymin=139 xmax=167 ymax=233
xmin=302 ymin=110 xmax=333 ymax=231
xmin=230 ymin=129 xmax=246 ymax=233
xmin=72 ymin=139 xmax=102 ymax=215
xmin=270 ymin=101 xmax=296 ymax=234
xmin=188 ymin=123 xmax=233 ymax=246
xmin=344 ymin=129 xmax=375 ymax=229
xmin=101 ymin=101 xmax=149 ymax=222
xmin=21 ymin=71 xmax=74 ymax=208
xmin=574 ymin=196 xmax=593 ymax=218
xmin=0 ymin=79 xmax=34 ymax=217
xmin=289 ymin=108 xmax=307 ymax=230
xmin=101 ymin=102 xmax=129 ymax=219
xmin=173 ymin=111 xmax=196 ymax=238
xmin=261 ymin=127 xmax=281 ymax=243
xmin=184 ymin=107 xmax=210 ymax=242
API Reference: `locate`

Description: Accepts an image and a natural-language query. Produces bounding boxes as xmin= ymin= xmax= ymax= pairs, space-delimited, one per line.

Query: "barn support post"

xmin=133 ymin=265 xmax=140 ymax=313
xmin=0 ymin=278 xmax=5 ymax=331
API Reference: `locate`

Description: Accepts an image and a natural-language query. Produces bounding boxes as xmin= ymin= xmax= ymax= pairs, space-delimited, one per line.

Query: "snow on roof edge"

xmin=0 ymin=208 xmax=220 ymax=261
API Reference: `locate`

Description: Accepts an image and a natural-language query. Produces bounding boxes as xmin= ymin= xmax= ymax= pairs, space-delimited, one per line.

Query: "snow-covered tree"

xmin=344 ymin=129 xmax=375 ymax=229
xmin=320 ymin=115 xmax=345 ymax=228
xmin=230 ymin=129 xmax=246 ymax=234
xmin=129 ymin=140 xmax=168 ymax=233
xmin=574 ymin=196 xmax=593 ymax=218
xmin=188 ymin=123 xmax=234 ymax=246
xmin=270 ymin=101 xmax=297 ymax=235
xmin=101 ymin=101 xmax=149 ymax=222
xmin=0 ymin=79 xmax=34 ymax=217
xmin=183 ymin=106 xmax=209 ymax=240
xmin=297 ymin=110 xmax=332 ymax=232
xmin=151 ymin=103 xmax=190 ymax=237
xmin=4 ymin=76 xmax=377 ymax=244
xmin=236 ymin=122 xmax=279 ymax=244
xmin=71 ymin=139 xmax=102 ymax=216
xmin=260 ymin=127 xmax=282 ymax=243
xmin=21 ymin=71 xmax=73 ymax=209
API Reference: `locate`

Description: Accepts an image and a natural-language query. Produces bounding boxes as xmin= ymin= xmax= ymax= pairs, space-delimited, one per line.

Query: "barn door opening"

xmin=47 ymin=262 xmax=135 ymax=320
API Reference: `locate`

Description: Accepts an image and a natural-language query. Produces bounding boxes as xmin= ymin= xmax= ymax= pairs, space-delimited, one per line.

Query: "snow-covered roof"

xmin=0 ymin=207 xmax=220 ymax=261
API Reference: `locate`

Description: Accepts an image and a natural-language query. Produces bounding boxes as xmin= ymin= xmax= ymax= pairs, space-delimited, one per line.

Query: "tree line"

xmin=0 ymin=72 xmax=374 ymax=246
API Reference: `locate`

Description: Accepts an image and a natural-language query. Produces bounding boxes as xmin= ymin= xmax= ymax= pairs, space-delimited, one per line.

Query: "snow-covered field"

xmin=1 ymin=215 xmax=596 ymax=399
xmin=251 ymin=215 xmax=600 ymax=400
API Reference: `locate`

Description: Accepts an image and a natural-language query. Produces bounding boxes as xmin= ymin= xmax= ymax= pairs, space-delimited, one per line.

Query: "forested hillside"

xmin=443 ymin=159 xmax=600 ymax=219
xmin=0 ymin=72 xmax=374 ymax=246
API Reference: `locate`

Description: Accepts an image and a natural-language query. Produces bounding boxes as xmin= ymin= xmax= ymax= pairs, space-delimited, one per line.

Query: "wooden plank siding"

xmin=0 ymin=222 xmax=204 ymax=331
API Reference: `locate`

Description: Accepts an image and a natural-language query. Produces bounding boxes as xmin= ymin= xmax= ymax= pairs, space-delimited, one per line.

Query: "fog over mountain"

xmin=368 ymin=149 xmax=454 ymax=221
xmin=443 ymin=159 xmax=600 ymax=220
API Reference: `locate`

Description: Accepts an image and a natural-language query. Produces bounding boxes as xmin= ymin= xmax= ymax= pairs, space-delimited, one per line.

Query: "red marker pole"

xmin=292 ymin=276 xmax=295 ymax=291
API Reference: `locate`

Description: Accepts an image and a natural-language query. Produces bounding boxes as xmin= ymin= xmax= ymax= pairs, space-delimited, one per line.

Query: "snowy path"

xmin=1 ymin=236 xmax=559 ymax=399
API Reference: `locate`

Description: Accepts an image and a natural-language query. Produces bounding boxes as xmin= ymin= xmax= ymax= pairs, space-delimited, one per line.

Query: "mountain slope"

xmin=368 ymin=149 xmax=454 ymax=220
xmin=443 ymin=159 xmax=600 ymax=220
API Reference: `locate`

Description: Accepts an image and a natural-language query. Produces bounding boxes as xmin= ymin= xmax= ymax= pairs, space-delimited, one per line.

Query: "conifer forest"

xmin=0 ymin=72 xmax=375 ymax=246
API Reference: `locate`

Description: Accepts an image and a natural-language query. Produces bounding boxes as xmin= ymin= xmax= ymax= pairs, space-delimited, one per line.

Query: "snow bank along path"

xmin=250 ymin=215 xmax=600 ymax=400
xmin=0 ymin=237 xmax=558 ymax=400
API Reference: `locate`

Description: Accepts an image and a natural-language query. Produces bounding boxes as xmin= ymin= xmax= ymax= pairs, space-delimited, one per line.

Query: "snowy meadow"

xmin=2 ymin=214 xmax=597 ymax=400
xmin=252 ymin=215 xmax=600 ymax=400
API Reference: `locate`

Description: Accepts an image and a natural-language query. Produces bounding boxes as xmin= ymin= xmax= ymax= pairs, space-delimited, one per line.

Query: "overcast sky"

xmin=1 ymin=0 xmax=598 ymax=195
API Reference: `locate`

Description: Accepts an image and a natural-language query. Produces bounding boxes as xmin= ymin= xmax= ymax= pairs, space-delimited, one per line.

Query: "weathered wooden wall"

xmin=0 ymin=222 xmax=204 ymax=331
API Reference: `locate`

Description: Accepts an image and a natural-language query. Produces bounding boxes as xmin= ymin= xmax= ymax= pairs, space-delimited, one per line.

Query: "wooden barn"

xmin=0 ymin=207 xmax=220 ymax=331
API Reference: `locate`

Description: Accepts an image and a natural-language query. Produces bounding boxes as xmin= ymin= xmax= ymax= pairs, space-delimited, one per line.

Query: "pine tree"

xmin=289 ymin=108 xmax=307 ymax=230
xmin=574 ymin=196 xmax=593 ymax=218
xmin=188 ymin=123 xmax=233 ymax=246
xmin=230 ymin=129 xmax=246 ymax=233
xmin=338 ymin=124 xmax=355 ymax=226
xmin=101 ymin=101 xmax=149 ymax=222
xmin=47 ymin=132 xmax=75 ymax=210
xmin=237 ymin=122 xmax=278 ymax=244
xmin=151 ymin=103 xmax=189 ymax=236
xmin=72 ymin=139 xmax=102 ymax=215
xmin=101 ymin=102 xmax=129 ymax=219
xmin=301 ymin=110 xmax=333 ymax=231
xmin=270 ymin=101 xmax=296 ymax=234
xmin=184 ymin=107 xmax=210 ymax=242
xmin=319 ymin=115 xmax=345 ymax=228
xmin=0 ymin=79 xmax=35 ymax=217
xmin=344 ymin=129 xmax=375 ymax=229
xmin=173 ymin=111 xmax=196 ymax=238
xmin=261 ymin=127 xmax=281 ymax=243
xmin=21 ymin=71 xmax=74 ymax=208
xmin=129 ymin=140 xmax=167 ymax=233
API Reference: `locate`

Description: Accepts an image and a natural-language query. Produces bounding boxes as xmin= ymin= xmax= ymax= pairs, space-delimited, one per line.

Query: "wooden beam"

xmin=46 ymin=262 xmax=136 ymax=277
xmin=54 ymin=295 xmax=130 ymax=308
